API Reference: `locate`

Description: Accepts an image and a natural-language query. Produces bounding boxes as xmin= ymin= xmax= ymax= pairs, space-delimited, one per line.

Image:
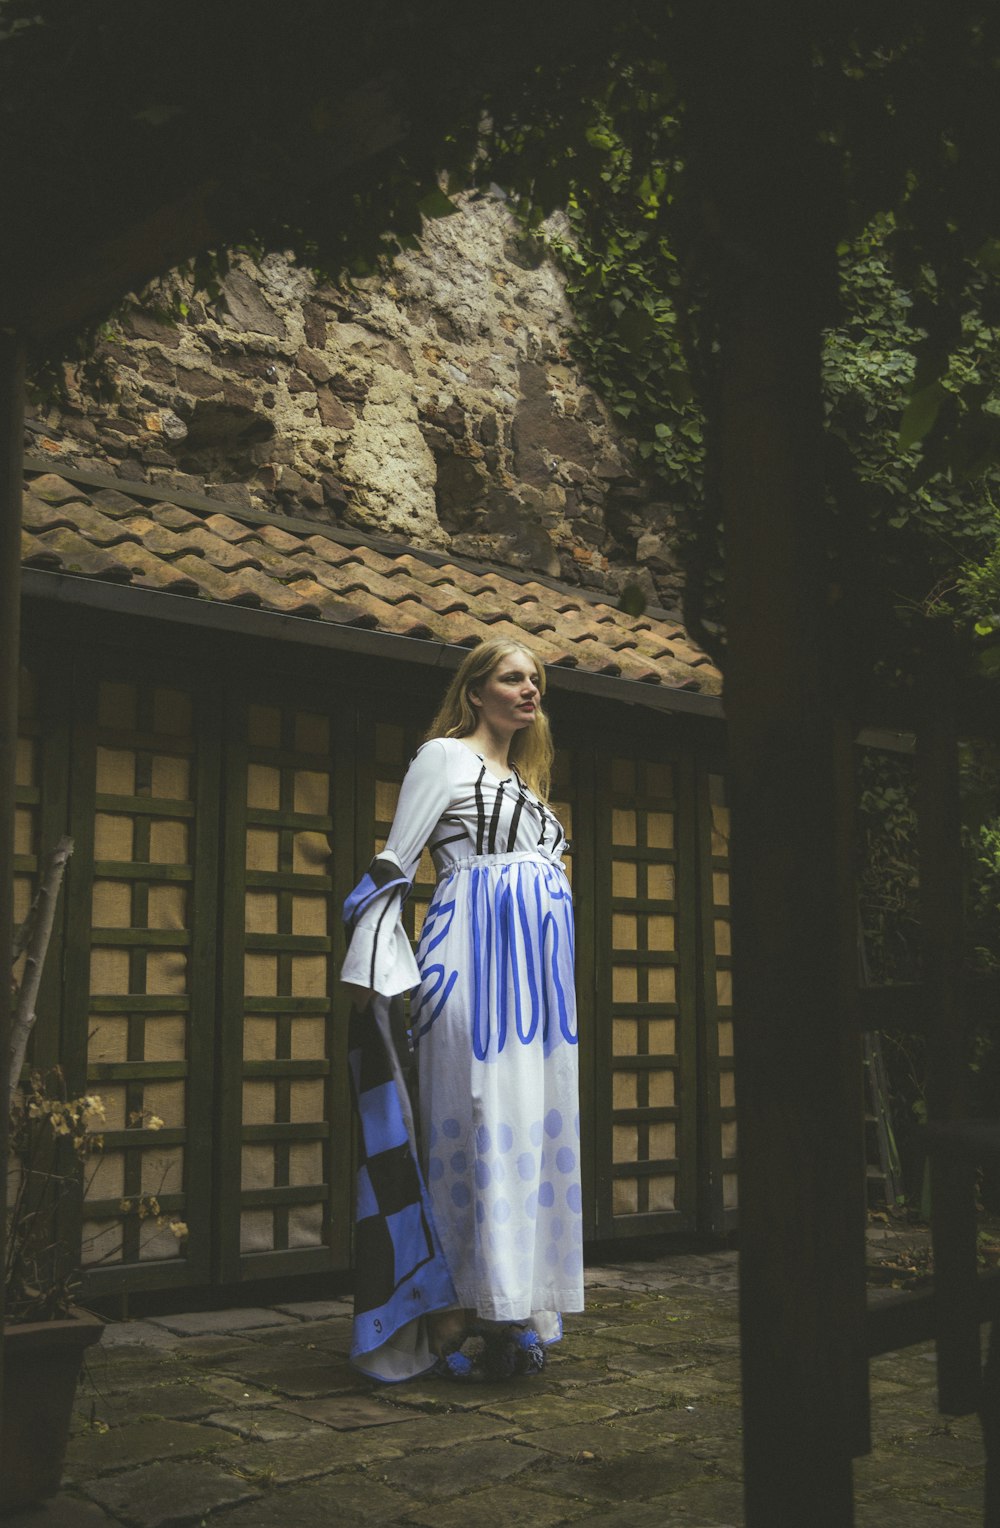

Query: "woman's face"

xmin=470 ymin=648 xmax=542 ymax=736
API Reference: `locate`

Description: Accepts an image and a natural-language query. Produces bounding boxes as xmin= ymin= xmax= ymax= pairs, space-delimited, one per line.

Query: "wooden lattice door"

xmin=66 ymin=668 xmax=219 ymax=1297
xmin=216 ymin=687 xmax=354 ymax=1283
xmin=590 ymin=743 xmax=700 ymax=1238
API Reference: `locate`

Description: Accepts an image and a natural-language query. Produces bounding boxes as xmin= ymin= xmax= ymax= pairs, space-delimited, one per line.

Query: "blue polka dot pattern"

xmin=566 ymin=1183 xmax=582 ymax=1214
xmin=450 ymin=1151 xmax=467 ymax=1174
xmin=450 ymin=1182 xmax=470 ymax=1208
xmin=538 ymin=1181 xmax=555 ymax=1208
xmin=475 ymin=1159 xmax=491 ymax=1190
xmin=476 ymin=1125 xmax=491 ymax=1154
xmin=497 ymin=1122 xmax=514 ymax=1153
xmin=544 ymin=1109 xmax=563 ymax=1139
xmin=428 ymin=1157 xmax=444 ymax=1182
xmin=529 ymin=1120 xmax=543 ymax=1147
xmin=442 ymin=1117 xmax=461 ymax=1139
xmin=517 ymin=1152 xmax=536 ymax=1181
xmin=556 ymin=1146 xmax=575 ymax=1174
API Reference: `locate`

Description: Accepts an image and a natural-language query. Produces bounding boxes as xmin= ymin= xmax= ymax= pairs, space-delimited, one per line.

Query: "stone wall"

xmin=27 ymin=191 xmax=682 ymax=611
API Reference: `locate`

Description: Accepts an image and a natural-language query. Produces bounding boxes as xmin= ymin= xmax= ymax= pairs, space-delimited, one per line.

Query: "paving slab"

xmin=276 ymin=1393 xmax=433 ymax=1430
xmin=203 ymin=1472 xmax=420 ymax=1526
xmin=376 ymin=1435 xmax=550 ymax=1500
xmin=573 ymin=1493 xmax=741 ymax=1527
xmin=74 ymin=1379 xmax=244 ymax=1423
xmin=200 ymin=1348 xmax=357 ymax=1395
xmin=97 ymin=1319 xmax=181 ymax=1348
xmin=164 ymin=1335 xmax=258 ymax=1362
xmin=404 ymin=1480 xmax=594 ymax=1526
xmin=64 ymin=1417 xmax=232 ymax=1481
xmin=82 ymin=1459 xmax=260 ymax=1526
xmin=272 ymin=1298 xmax=354 ymax=1321
xmin=145 ymin=1307 xmax=299 ymax=1336
xmin=0 ymin=1498 xmax=119 ymax=1528
xmin=517 ymin=1445 xmax=708 ymax=1505
xmin=210 ymin=1428 xmax=354 ymax=1488
xmin=234 ymin=1319 xmax=351 ymax=1351
xmin=478 ymin=1381 xmax=664 ymax=1427
xmin=203 ymin=1406 xmax=325 ymax=1443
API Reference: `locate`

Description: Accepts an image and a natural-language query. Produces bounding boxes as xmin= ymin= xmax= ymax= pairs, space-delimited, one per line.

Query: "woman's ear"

xmin=468 ymin=687 xmax=482 ymax=708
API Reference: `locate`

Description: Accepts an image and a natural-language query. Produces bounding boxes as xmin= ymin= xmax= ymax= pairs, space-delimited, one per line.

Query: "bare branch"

xmin=8 ymin=836 xmax=74 ymax=1112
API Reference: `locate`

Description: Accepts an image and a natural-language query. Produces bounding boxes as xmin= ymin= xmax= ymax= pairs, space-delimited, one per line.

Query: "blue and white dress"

xmin=342 ymin=737 xmax=583 ymax=1379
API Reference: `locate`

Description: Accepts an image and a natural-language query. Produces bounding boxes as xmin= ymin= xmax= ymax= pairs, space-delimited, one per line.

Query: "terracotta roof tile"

xmin=163 ymin=523 xmax=266 ymax=571
xmin=20 ymin=468 xmax=722 ymax=700
xmin=301 ymin=534 xmax=362 ymax=567
xmin=59 ymin=501 xmax=142 ymax=547
xmin=350 ymin=595 xmax=436 ymax=640
xmin=497 ymin=599 xmax=556 ymax=636
xmin=99 ymin=542 xmax=202 ymax=594
xmin=29 ymin=474 xmax=84 ymax=506
xmin=22 ymin=526 xmax=134 ymax=581
xmin=146 ymin=502 xmax=201 ymax=532
xmin=258 ymin=522 xmax=308 ymax=554
xmin=202 ymin=512 xmax=263 ymax=544
xmin=336 ymin=563 xmax=424 ymax=607
xmin=432 ymin=563 xmax=502 ymax=597
xmin=91 ymin=487 xmax=147 ymax=517
xmin=513 ymin=580 xmax=586 ymax=614
xmin=22 ymin=492 xmax=75 ymax=534
xmin=390 ymin=580 xmax=470 ymax=617
xmin=350 ymin=543 xmax=410 ymax=579
xmin=167 ymin=555 xmax=264 ymax=605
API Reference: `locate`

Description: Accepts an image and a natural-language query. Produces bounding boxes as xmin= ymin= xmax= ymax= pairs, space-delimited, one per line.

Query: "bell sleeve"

xmin=340 ymin=739 xmax=453 ymax=996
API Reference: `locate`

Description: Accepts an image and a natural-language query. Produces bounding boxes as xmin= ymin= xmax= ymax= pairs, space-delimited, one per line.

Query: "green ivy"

xmin=538 ymin=116 xmax=1000 ymax=647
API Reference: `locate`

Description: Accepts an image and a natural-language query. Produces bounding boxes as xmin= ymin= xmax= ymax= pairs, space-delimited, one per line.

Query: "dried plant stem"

xmin=8 ymin=836 xmax=73 ymax=1112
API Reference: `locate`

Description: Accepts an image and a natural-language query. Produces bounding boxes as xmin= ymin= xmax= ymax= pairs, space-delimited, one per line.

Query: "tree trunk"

xmin=676 ymin=6 xmax=868 ymax=1522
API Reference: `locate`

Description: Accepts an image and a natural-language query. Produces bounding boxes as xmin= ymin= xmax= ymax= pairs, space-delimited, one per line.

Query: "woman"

xmin=342 ymin=639 xmax=583 ymax=1383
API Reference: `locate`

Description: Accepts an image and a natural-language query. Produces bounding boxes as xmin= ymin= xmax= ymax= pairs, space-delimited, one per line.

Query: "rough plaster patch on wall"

xmin=339 ymin=366 xmax=443 ymax=544
xmin=396 ymin=197 xmax=569 ymax=351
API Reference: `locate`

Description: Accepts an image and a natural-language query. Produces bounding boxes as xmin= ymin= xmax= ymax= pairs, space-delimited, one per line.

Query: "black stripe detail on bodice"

xmin=506 ymin=786 xmax=526 ymax=853
xmin=486 ymin=781 xmax=506 ymax=853
xmin=474 ymin=765 xmax=487 ymax=853
xmin=429 ymin=829 xmax=469 ymax=855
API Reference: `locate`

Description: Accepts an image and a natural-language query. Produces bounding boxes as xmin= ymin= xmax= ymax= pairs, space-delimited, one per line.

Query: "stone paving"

xmin=2 ymin=1248 xmax=988 ymax=1527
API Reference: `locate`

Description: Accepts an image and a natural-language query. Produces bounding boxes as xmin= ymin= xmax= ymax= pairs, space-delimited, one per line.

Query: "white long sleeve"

xmin=341 ymin=740 xmax=454 ymax=996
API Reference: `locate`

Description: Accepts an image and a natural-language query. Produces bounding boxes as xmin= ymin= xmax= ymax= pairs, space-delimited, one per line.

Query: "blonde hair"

xmin=424 ymin=639 xmax=555 ymax=800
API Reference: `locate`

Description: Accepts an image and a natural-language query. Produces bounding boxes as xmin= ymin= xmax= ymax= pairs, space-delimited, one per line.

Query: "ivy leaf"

xmin=898 ymin=381 xmax=947 ymax=449
xmin=417 ymin=188 xmax=460 ymax=220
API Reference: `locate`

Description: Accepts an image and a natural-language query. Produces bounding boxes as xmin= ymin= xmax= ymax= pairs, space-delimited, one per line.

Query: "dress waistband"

xmin=437 ymin=850 xmax=557 ymax=880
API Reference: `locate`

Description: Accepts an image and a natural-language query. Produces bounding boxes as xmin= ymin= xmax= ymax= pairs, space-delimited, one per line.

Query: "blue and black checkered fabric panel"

xmin=348 ymin=999 xmax=456 ymax=1360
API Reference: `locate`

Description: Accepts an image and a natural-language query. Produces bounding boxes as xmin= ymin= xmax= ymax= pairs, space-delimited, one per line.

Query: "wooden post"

xmin=0 ymin=328 xmax=26 ymax=1436
xmin=675 ymin=5 xmax=869 ymax=1521
xmin=917 ymin=635 xmax=980 ymax=1415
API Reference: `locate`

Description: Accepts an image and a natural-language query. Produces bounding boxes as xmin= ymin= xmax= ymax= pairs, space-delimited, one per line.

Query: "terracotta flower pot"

xmin=0 ymin=1311 xmax=104 ymax=1514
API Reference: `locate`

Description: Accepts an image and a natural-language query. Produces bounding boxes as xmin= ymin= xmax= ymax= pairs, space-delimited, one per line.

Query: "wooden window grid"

xmin=16 ymin=638 xmax=735 ymax=1303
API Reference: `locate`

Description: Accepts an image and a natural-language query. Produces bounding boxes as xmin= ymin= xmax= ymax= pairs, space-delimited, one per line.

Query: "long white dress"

xmin=342 ymin=737 xmax=584 ymax=1356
